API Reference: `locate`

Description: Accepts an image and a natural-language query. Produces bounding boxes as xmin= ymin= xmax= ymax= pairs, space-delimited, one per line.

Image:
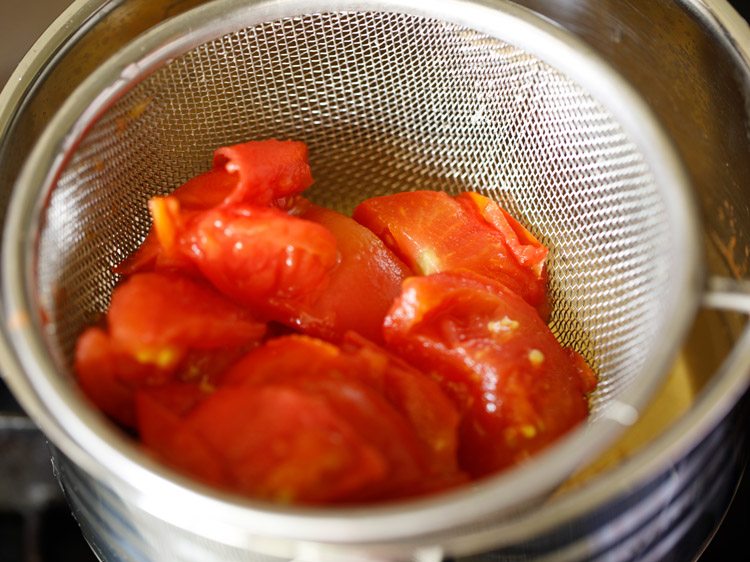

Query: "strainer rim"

xmin=1 ymin=0 xmax=703 ymax=546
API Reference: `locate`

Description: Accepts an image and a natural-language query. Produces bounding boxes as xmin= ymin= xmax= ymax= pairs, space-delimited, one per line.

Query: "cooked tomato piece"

xmin=214 ymin=139 xmax=314 ymax=206
xmin=75 ymin=272 xmax=265 ymax=425
xmin=221 ymin=335 xmax=432 ymax=500
xmin=383 ymin=271 xmax=595 ymax=478
xmin=150 ymin=198 xmax=410 ymax=343
xmin=115 ymin=138 xmax=312 ymax=275
xmin=136 ymin=198 xmax=200 ymax=274
xmin=74 ymin=327 xmax=143 ymax=427
xmin=135 ymin=386 xmax=228 ymax=488
xmin=353 ymin=190 xmax=549 ymax=318
xmin=340 ymin=332 xmax=465 ymax=487
xmin=114 ymin=211 xmax=194 ymax=277
xmin=168 ymin=203 xmax=338 ymax=323
xmin=184 ymin=384 xmax=387 ymax=504
xmin=114 ymin=233 xmax=162 ymax=276
xmin=171 ymin=167 xmax=238 ymax=209
xmin=294 ymin=203 xmax=412 ymax=343
xmin=220 ymin=335 xmax=342 ymax=388
xmin=107 ymin=272 xmax=266 ymax=370
xmin=457 ymin=192 xmax=548 ymax=278
xmin=115 ymin=169 xmax=238 ymax=275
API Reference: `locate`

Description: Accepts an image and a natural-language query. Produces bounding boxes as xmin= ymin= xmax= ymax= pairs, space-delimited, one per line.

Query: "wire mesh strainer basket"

xmin=0 ymin=0 xmax=707 ymax=559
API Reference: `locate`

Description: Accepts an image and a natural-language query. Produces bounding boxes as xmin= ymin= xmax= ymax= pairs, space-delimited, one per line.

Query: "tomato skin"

xmin=185 ymin=384 xmax=387 ymax=504
xmin=177 ymin=204 xmax=338 ymax=321
xmin=296 ymin=203 xmax=412 ymax=343
xmin=214 ymin=139 xmax=314 ymax=206
xmin=383 ymin=271 xmax=594 ymax=478
xmin=340 ymin=331 xmax=465 ymax=486
xmin=135 ymin=385 xmax=229 ymax=488
xmin=107 ymin=272 xmax=265 ymax=370
xmin=115 ymin=169 xmax=238 ymax=275
xmin=75 ymin=327 xmax=142 ymax=427
xmin=353 ymin=190 xmax=549 ymax=318
xmin=171 ymin=168 xmax=238 ymax=209
xmin=221 ymin=335 xmax=433 ymax=500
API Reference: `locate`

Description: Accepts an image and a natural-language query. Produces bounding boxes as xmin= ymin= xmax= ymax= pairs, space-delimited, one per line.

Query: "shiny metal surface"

xmin=0 ymin=0 xmax=748 ymax=561
xmin=0 ymin=0 xmax=205 ymax=229
xmin=3 ymin=0 xmax=701 ymax=547
xmin=519 ymin=0 xmax=750 ymax=291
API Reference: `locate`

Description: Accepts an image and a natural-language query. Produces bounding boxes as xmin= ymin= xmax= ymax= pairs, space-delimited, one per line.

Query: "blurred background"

xmin=0 ymin=0 xmax=74 ymax=86
xmin=0 ymin=1 xmax=748 ymax=561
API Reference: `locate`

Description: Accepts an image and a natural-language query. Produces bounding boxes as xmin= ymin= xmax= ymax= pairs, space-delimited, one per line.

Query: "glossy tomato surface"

xmin=353 ymin=190 xmax=549 ymax=318
xmin=178 ymin=204 xmax=338 ymax=318
xmin=107 ymin=272 xmax=265 ymax=366
xmin=297 ymin=202 xmax=412 ymax=343
xmin=340 ymin=332 xmax=465 ymax=487
xmin=222 ymin=335 xmax=464 ymax=500
xmin=116 ymin=139 xmax=312 ymax=275
xmin=384 ymin=271 xmax=595 ymax=477
xmin=75 ymin=138 xmax=597 ymax=506
xmin=74 ymin=272 xmax=265 ymax=426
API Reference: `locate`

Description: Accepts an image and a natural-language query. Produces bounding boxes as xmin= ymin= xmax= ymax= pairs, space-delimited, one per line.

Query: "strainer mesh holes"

xmin=37 ymin=11 xmax=672 ymax=419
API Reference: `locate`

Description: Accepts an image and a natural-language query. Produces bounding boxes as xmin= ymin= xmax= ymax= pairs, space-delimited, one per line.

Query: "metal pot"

xmin=0 ymin=1 xmax=748 ymax=560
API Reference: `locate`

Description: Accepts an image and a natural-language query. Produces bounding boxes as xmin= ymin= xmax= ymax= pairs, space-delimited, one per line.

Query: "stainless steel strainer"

xmin=0 ymin=0 xmax=715 ymax=560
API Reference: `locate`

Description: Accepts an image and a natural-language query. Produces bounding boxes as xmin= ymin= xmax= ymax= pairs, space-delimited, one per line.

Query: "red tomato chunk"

xmin=75 ymin=272 xmax=265 ymax=426
xmin=219 ymin=335 xmax=465 ymax=501
xmin=297 ymin=202 xmax=411 ymax=343
xmin=74 ymin=138 xmax=597 ymax=505
xmin=353 ymin=190 xmax=550 ymax=319
xmin=384 ymin=271 xmax=595 ymax=477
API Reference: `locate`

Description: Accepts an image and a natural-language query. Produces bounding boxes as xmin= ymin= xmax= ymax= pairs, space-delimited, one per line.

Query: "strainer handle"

xmin=703 ymin=276 xmax=750 ymax=313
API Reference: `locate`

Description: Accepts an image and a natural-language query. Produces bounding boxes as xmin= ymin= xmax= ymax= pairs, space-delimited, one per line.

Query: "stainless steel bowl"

xmin=0 ymin=1 xmax=748 ymax=561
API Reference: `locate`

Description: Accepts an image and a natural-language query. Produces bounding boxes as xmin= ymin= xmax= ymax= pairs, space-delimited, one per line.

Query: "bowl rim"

xmin=0 ymin=0 xmax=715 ymax=550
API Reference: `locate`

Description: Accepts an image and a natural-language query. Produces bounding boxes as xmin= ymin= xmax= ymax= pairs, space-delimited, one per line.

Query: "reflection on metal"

xmin=0 ymin=1 xmax=748 ymax=561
